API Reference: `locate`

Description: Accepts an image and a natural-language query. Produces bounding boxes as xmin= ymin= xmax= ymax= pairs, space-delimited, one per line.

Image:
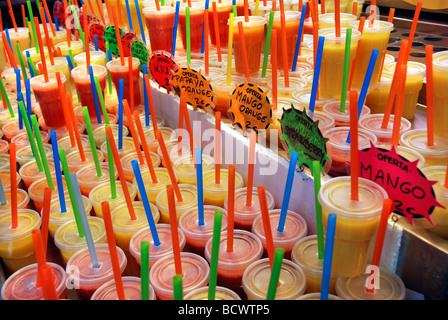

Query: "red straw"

xmin=10 ymin=142 xmax=17 ymax=229
xmin=279 ymin=8 xmax=289 ymax=87
xmin=6 ymin=0 xmax=18 ymax=32
xmin=391 ymin=64 xmax=407 ymax=146
xmin=105 ymin=126 xmax=137 ymax=220
xmin=404 ymin=2 xmax=422 ymax=62
xmin=204 ymin=9 xmax=209 ymax=75
xmin=112 ymin=6 xmax=125 ymax=66
xmin=34 ymin=17 xmax=49 ymax=82
xmin=47 ymin=38 xmax=55 ymax=65
xmin=237 ymin=21 xmax=250 ymax=82
xmin=41 ymin=264 xmax=58 ymax=300
xmin=244 ymin=0 xmax=249 ymax=22
xmin=246 ymin=130 xmax=256 ymax=206
xmin=321 ymin=0 xmax=325 ymax=14
xmin=352 ymin=1 xmax=357 ymax=16
xmin=56 ymin=72 xmax=76 ymax=148
xmin=101 ymin=201 xmax=126 ymax=300
xmin=212 ymin=2 xmax=222 ymax=63
xmin=334 ymin=0 xmax=340 ymax=37
xmin=426 ymin=45 xmax=434 ymax=147
xmin=155 ymin=0 xmax=161 ymax=10
xmin=214 ymin=111 xmax=221 ymax=185
xmin=271 ymin=29 xmax=278 ymax=110
xmin=144 ymin=74 xmax=159 ymax=131
xmin=128 ymin=56 xmax=134 ymax=112
xmin=65 ymin=0 xmax=71 ymax=47
xmin=123 ymin=99 xmax=145 ymax=165
xmin=258 ymin=186 xmax=275 ymax=268
xmin=117 ymin=0 xmax=123 ymax=27
xmin=445 ymin=163 xmax=448 ymax=189
xmin=349 ymin=91 xmax=359 ymax=201
xmin=226 ymin=165 xmax=235 ymax=253
xmin=167 ymin=184 xmax=183 ymax=275
xmin=32 ymin=229 xmax=48 ymax=288
xmin=36 ymin=187 xmax=52 ymax=288
xmin=83 ymin=5 xmax=90 ymax=68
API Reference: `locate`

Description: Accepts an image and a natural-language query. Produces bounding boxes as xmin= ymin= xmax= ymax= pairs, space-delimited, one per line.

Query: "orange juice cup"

xmin=18 ymin=160 xmax=57 ymax=189
xmin=121 ymin=151 xmax=161 ymax=182
xmin=77 ymin=162 xmax=118 ymax=197
xmin=203 ymin=169 xmax=244 ymax=208
xmin=88 ymin=181 xmax=137 ymax=218
xmin=211 ymin=75 xmax=245 ymax=116
xmin=28 ymin=177 xmax=69 ymax=213
xmin=173 ymin=154 xmax=215 ymax=185
xmin=155 ymin=184 xmax=198 ymax=223
xmin=318 ymin=13 xmax=357 ymax=29
xmin=293 ymin=88 xmax=335 ymax=112
xmin=365 ymin=71 xmax=394 ymax=114
xmin=432 ymin=51 xmax=448 ymax=139
xmin=65 ymin=148 xmax=105 ymax=173
xmin=0 ymin=189 xmax=30 ymax=215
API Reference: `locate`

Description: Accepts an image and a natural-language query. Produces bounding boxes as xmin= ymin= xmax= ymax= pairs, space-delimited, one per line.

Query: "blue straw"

xmin=320 ymin=213 xmax=337 ymax=301
xmin=94 ymin=35 xmax=99 ymax=51
xmin=346 ymin=49 xmax=379 ymax=143
xmin=0 ymin=179 xmax=6 ymax=206
xmin=69 ymin=172 xmax=100 ymax=268
xmin=107 ymin=48 xmax=113 ymax=62
xmin=201 ymin=0 xmax=210 ymax=54
xmin=131 ymin=160 xmax=161 ymax=246
xmin=4 ymin=29 xmax=12 ymax=52
xmin=277 ymin=151 xmax=298 ymax=232
xmin=196 ymin=147 xmax=204 ymax=226
xmin=43 ymin=5 xmax=49 ymax=23
xmin=50 ymin=130 xmax=67 ymax=213
xmin=142 ymin=64 xmax=149 ymax=127
xmin=172 ymin=1 xmax=180 ymax=57
xmin=16 ymin=70 xmax=23 ymax=130
xmin=118 ymin=79 xmax=124 ymax=150
xmin=26 ymin=51 xmax=35 ymax=78
xmin=88 ymin=65 xmax=102 ymax=124
xmin=25 ymin=78 xmax=32 ymax=125
xmin=134 ymin=0 xmax=146 ymax=45
xmin=55 ymin=17 xmax=60 ymax=31
xmin=65 ymin=55 xmax=74 ymax=70
xmin=309 ymin=36 xmax=325 ymax=116
xmin=125 ymin=0 xmax=134 ymax=32
xmin=292 ymin=4 xmax=307 ymax=72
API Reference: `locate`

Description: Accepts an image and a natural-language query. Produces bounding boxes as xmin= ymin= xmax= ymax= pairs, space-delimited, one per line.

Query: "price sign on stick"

xmin=358 ymin=143 xmax=444 ymax=225
xmin=122 ymin=32 xmax=136 ymax=57
xmin=148 ymin=51 xmax=177 ymax=92
xmin=90 ymin=23 xmax=106 ymax=51
xmin=104 ymin=26 xmax=124 ymax=57
xmin=228 ymin=80 xmax=272 ymax=132
xmin=171 ymin=65 xmax=214 ymax=110
xmin=279 ymin=106 xmax=330 ymax=173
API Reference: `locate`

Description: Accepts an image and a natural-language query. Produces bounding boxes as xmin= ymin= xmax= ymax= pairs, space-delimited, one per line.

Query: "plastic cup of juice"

xmin=0 ymin=105 xmax=18 ymax=130
xmin=129 ymin=224 xmax=186 ymax=269
xmin=203 ymin=169 xmax=244 ymax=208
xmin=432 ymin=51 xmax=448 ymax=139
xmin=0 ymin=140 xmax=9 ymax=154
xmin=0 ymin=209 xmax=41 ymax=275
xmin=0 ymin=37 xmax=5 ymax=70
xmin=207 ymin=0 xmax=233 ymax=50
xmin=74 ymin=50 xmax=107 ymax=67
xmin=77 ymin=162 xmax=118 ymax=197
xmin=88 ymin=181 xmax=137 ymax=218
xmin=0 ymin=154 xmax=9 ymax=171
xmin=349 ymin=20 xmax=394 ymax=92
xmin=22 ymin=46 xmax=50 ymax=65
xmin=66 ymin=244 xmax=127 ymax=300
xmin=19 ymin=160 xmax=56 ymax=189
xmin=11 ymin=131 xmax=50 ymax=151
xmin=291 ymin=235 xmax=338 ymax=294
xmin=211 ymin=75 xmax=245 ymax=116
xmin=178 ymin=205 xmax=228 ymax=255
xmin=149 ymin=252 xmax=210 ymax=300
xmin=359 ymin=113 xmax=412 ymax=146
xmin=93 ymin=123 xmax=129 ymax=149
xmin=399 ymin=129 xmax=448 ymax=167
xmin=65 ymin=148 xmax=105 ymax=173
xmin=319 ymin=27 xmax=361 ymax=100
xmin=319 ymin=13 xmax=357 ymax=29
xmin=2 ymin=120 xmax=27 ymax=142
xmin=16 ymin=143 xmax=53 ymax=167
xmin=54 ymin=216 xmax=108 ymax=264
xmin=57 ymin=134 xmax=91 ymax=156
xmin=251 ymin=209 xmax=308 ymax=259
xmin=37 ymin=57 xmax=72 ymax=93
xmin=132 ymin=168 xmax=174 ymax=204
xmin=325 ymin=126 xmax=377 ymax=177
xmin=101 ymin=137 xmax=137 ymax=162
xmin=144 ymin=126 xmax=175 ymax=153
xmin=43 ymin=29 xmax=67 ymax=45
xmin=30 ymin=73 xmax=67 ymax=128
xmin=177 ymin=2 xmax=206 ymax=54
xmin=155 ymin=184 xmax=198 ymax=223
xmin=242 ymin=257 xmax=307 ymax=300
xmin=0 ymin=262 xmax=67 ymax=300
xmin=143 ymin=6 xmax=176 ymax=53
xmin=268 ymin=77 xmax=307 ymax=99
xmin=319 ymin=176 xmax=388 ymax=278
xmin=0 ymin=189 xmax=30 ymax=215
xmin=184 ymin=286 xmax=241 ymax=300
xmin=292 ymin=87 xmax=334 ymax=112
xmin=107 ymin=57 xmax=142 ymax=108
xmin=121 ymin=151 xmax=161 ymax=182
xmin=365 ymin=71 xmax=394 ymax=114
xmin=336 ymin=267 xmax=406 ymax=300
xmin=268 ymin=97 xmax=303 ymax=143
xmin=43 ymin=121 xmax=86 ymax=141
xmin=54 ymin=40 xmax=84 ymax=57
xmin=28 ymin=177 xmax=69 ymax=212
xmin=75 ymin=110 xmax=118 ymax=131
xmin=322 ymin=99 xmax=371 ymax=127
xmin=157 ymin=138 xmax=191 ymax=168
xmin=5 ymin=27 xmax=31 ymax=64
xmin=91 ymin=276 xmax=156 ymax=300
xmin=173 ymin=154 xmax=215 ymax=185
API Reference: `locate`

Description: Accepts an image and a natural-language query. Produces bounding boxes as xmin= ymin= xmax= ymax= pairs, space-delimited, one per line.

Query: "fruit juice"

xmin=173 ymin=154 xmax=215 ymax=185
xmin=121 ymin=151 xmax=161 ymax=182
xmin=11 ymin=131 xmax=50 ymax=150
xmin=48 ymin=194 xmax=92 ymax=238
xmin=28 ymin=177 xmax=69 ymax=213
xmin=107 ymin=57 xmax=142 ymax=108
xmin=178 ymin=205 xmax=228 ymax=255
xmin=203 ymin=169 xmax=244 ymax=208
xmin=18 ymin=160 xmax=57 ymax=189
xmin=54 ymin=216 xmax=108 ymax=264
xmin=77 ymin=163 xmax=118 ymax=197
xmin=16 ymin=143 xmax=53 ymax=167
xmin=0 ymin=154 xmax=9 ymax=171
xmin=65 ymin=148 xmax=105 ymax=173
xmin=144 ymin=126 xmax=174 ymax=153
xmin=365 ymin=71 xmax=393 ymax=114
xmin=359 ymin=114 xmax=412 ymax=146
xmin=318 ymin=176 xmax=388 ymax=277
xmin=211 ymin=75 xmax=245 ymax=116
xmin=208 ymin=0 xmax=233 ymax=49
xmin=385 ymin=61 xmax=426 ymax=120
xmin=2 ymin=120 xmax=27 ymax=142
xmin=71 ymin=64 xmax=108 ymax=119
xmin=291 ymin=235 xmax=337 ymax=294
xmin=93 ymin=124 xmax=129 ymax=149
xmin=268 ymin=77 xmax=307 ymax=99
xmin=318 ymin=13 xmax=357 ymax=29
xmin=43 ymin=30 xmax=67 ymax=46
xmin=432 ymin=51 xmax=448 ymax=139
xmin=149 ymin=252 xmax=210 ymax=300
xmin=0 ymin=189 xmax=29 ymax=215
xmin=100 ymin=137 xmax=136 ymax=162
xmin=30 ymin=73 xmax=67 ymax=128
xmin=345 ymin=0 xmax=364 ymax=18
xmin=133 ymin=168 xmax=174 ymax=204
xmin=57 ymin=134 xmax=91 ymax=156
xmin=37 ymin=57 xmax=72 ymax=94
xmin=110 ymin=201 xmax=161 ymax=276
xmin=54 ymin=41 xmax=84 ymax=57
xmin=242 ymin=257 xmax=307 ymax=300
xmin=6 ymin=28 xmax=31 ymax=65
xmin=143 ymin=6 xmax=176 ymax=53
xmin=0 ymin=39 xmax=6 ymax=70
xmin=268 ymin=97 xmax=303 ymax=142
xmin=91 ymin=276 xmax=156 ymax=300
xmin=22 ymin=46 xmax=50 ymax=65
xmin=184 ymin=286 xmax=241 ymax=300
xmin=0 ymin=209 xmax=41 ymax=275
xmin=322 ymin=100 xmax=371 ymax=127
xmin=0 ymin=170 xmax=20 ymax=191
xmin=74 ymin=51 xmax=107 ymax=67
xmin=155 ymin=184 xmax=198 ymax=223
xmin=0 ymin=140 xmax=9 ymax=154
xmin=129 ymin=224 xmax=186 ymax=269
xmin=157 ymin=138 xmax=191 ymax=168
xmin=319 ymin=28 xmax=361 ymax=100
xmin=43 ymin=121 xmax=86 ymax=140
xmin=323 ymin=0 xmax=348 ymax=13
xmin=88 ymin=181 xmax=137 ymax=218
xmin=249 ymin=0 xmax=278 ymax=17
xmin=0 ymin=105 xmax=18 ymax=130
xmin=178 ymin=2 xmax=205 ymax=54
xmin=66 ymin=244 xmax=127 ymax=300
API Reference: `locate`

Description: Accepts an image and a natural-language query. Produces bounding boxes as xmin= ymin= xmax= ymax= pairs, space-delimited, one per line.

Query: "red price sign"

xmin=148 ymin=51 xmax=178 ymax=92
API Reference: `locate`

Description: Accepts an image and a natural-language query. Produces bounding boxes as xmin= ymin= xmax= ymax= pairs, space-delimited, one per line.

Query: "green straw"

xmin=15 ymin=42 xmax=28 ymax=80
xmin=70 ymin=5 xmax=85 ymax=49
xmin=27 ymin=1 xmax=39 ymax=54
xmin=141 ymin=240 xmax=150 ymax=300
xmin=262 ymin=11 xmax=275 ymax=78
xmin=208 ymin=210 xmax=223 ymax=300
xmin=312 ymin=160 xmax=325 ymax=260
xmin=266 ymin=248 xmax=285 ymax=300
xmin=94 ymin=76 xmax=110 ymax=126
xmin=105 ymin=124 xmax=117 ymax=199
xmin=31 ymin=115 xmax=54 ymax=190
xmin=232 ymin=4 xmax=237 ymax=16
xmin=0 ymin=77 xmax=14 ymax=118
xmin=27 ymin=57 xmax=40 ymax=77
xmin=173 ymin=274 xmax=183 ymax=300
xmin=105 ymin=41 xmax=113 ymax=95
xmin=59 ymin=149 xmax=85 ymax=237
xmin=186 ymin=6 xmax=191 ymax=65
xmin=18 ymin=102 xmax=42 ymax=171
xmin=82 ymin=107 xmax=103 ymax=177
xmin=339 ymin=28 xmax=352 ymax=113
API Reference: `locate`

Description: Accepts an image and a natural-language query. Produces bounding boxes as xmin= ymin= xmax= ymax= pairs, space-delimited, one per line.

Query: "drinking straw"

xmin=320 ymin=213 xmax=337 ymax=300
xmin=134 ymin=0 xmax=146 ymax=44
xmin=334 ymin=0 xmax=340 ymax=37
xmin=129 ymin=56 xmax=135 ymax=113
xmin=167 ymin=184 xmax=183 ymax=275
xmin=309 ymin=36 xmax=324 ymax=115
xmin=237 ymin=21 xmax=250 ymax=82
xmin=243 ymin=0 xmax=249 ymax=22
xmin=70 ymin=172 xmax=100 ymax=268
xmin=133 ymin=111 xmax=158 ymax=183
xmin=88 ymin=66 xmax=102 ymax=124
xmin=18 ymin=102 xmax=43 ymax=172
xmin=39 ymin=6 xmax=51 ymax=48
xmin=226 ymin=12 xmax=234 ymax=85
xmin=123 ymin=100 xmax=144 ymax=165
xmin=312 ymin=160 xmax=324 ymax=260
xmin=404 ymin=1 xmax=422 ymax=62
xmin=70 ymin=5 xmax=86 ymax=49
xmin=31 ymin=115 xmax=55 ymax=190
xmin=144 ymin=74 xmax=159 ymax=131
xmin=125 ymin=0 xmax=134 ymax=32
xmin=208 ymin=210 xmax=223 ymax=300
xmin=112 ymin=6 xmax=125 ymax=65
xmin=246 ymin=130 xmax=256 ymax=206
xmin=0 ymin=77 xmax=14 ymax=117
xmin=266 ymin=248 xmax=285 ymax=300
xmin=366 ymin=198 xmax=393 ymax=293
xmin=391 ymin=64 xmax=407 ymax=146
xmin=16 ymin=71 xmax=23 ymax=130
xmin=155 ymin=0 xmax=161 ymax=11
xmin=104 ymin=0 xmax=112 ymax=23
xmin=261 ymin=11 xmax=274 ymax=78
xmin=101 ymin=201 xmax=126 ymax=300
xmin=83 ymin=5 xmax=90 ymax=67
xmin=339 ymin=28 xmax=352 ymax=113
xmin=56 ymin=73 xmax=76 ymax=148
xmin=278 ymin=151 xmax=298 ymax=232
xmin=172 ymin=1 xmax=180 ymax=56
xmin=105 ymin=126 xmax=137 ymax=220
xmin=349 ymin=90 xmax=359 ymax=201
xmin=105 ymin=126 xmax=117 ymax=200
xmin=66 ymin=96 xmax=88 ymax=163
xmin=94 ymin=76 xmax=109 ymax=125
xmin=10 ymin=143 xmax=17 ymax=228
xmin=64 ymin=1 xmax=71 ymax=48
xmin=50 ymin=131 xmax=67 ymax=213
xmin=42 ymin=0 xmax=56 ymax=36
xmin=214 ymin=111 xmax=221 ymax=184
xmin=225 ymin=164 xmax=236 ymax=253
xmin=35 ymin=187 xmax=51 ymax=289
xmin=292 ymin=4 xmax=307 ymax=72
xmin=426 ymin=45 xmax=434 ymax=147
xmin=258 ymin=185 xmax=275 ymax=267
xmin=0 ymin=180 xmax=6 ymax=206
xmin=312 ymin=21 xmax=318 ymax=69
xmin=95 ymin=0 xmax=106 ymax=25
xmin=352 ymin=1 xmax=357 ymax=16
xmin=156 ymin=130 xmax=184 ymax=202
xmin=142 ymin=65 xmax=149 ymax=127
xmin=15 ymin=42 xmax=28 ymax=81
xmin=212 ymin=2 xmax=222 ymax=63
xmin=232 ymin=0 xmax=237 ymax=16
xmin=204 ymin=9 xmax=209 ymax=76
xmin=94 ymin=35 xmax=99 ymax=51
xmin=141 ymin=240 xmax=150 ymax=300
xmin=180 ymin=86 xmax=197 ymax=158
xmin=173 ymin=275 xmax=183 ymax=300
xmin=201 ymin=0 xmax=209 ymax=55
xmin=118 ymin=79 xmax=124 ymax=148
xmin=82 ymin=107 xmax=103 ymax=177
xmin=27 ymin=1 xmax=39 ymax=54
xmin=2 ymin=32 xmax=18 ymax=70
xmin=34 ymin=17 xmax=49 ymax=82
xmin=7 ymin=0 xmax=18 ymax=32
xmin=320 ymin=0 xmax=325 ymax=14
xmin=194 ymin=147 xmax=205 ymax=226
xmin=55 ymin=17 xmax=60 ymax=31
xmin=32 ymin=231 xmax=58 ymax=300
xmin=4 ymin=28 xmax=12 ymax=52
xmin=279 ymin=2 xmax=289 ymax=87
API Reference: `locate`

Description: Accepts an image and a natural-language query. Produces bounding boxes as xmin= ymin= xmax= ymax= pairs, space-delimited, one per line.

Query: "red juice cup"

xmin=178 ymin=2 xmax=206 ymax=54
xmin=143 ymin=6 xmax=176 ymax=53
xmin=30 ymin=73 xmax=67 ymax=128
xmin=359 ymin=114 xmax=412 ymax=146
xmin=2 ymin=120 xmax=26 ymax=142
xmin=323 ymin=100 xmax=371 ymax=127
xmin=19 ymin=160 xmax=57 ymax=189
xmin=208 ymin=0 xmax=233 ymax=49
xmin=1 ymin=262 xmax=67 ymax=300
xmin=91 ymin=276 xmax=156 ymax=300
xmin=107 ymin=57 xmax=142 ymax=108
xmin=71 ymin=64 xmax=108 ymax=119
xmin=149 ymin=252 xmax=210 ymax=300
xmin=0 ymin=189 xmax=30 ymax=215
xmin=66 ymin=244 xmax=127 ymax=300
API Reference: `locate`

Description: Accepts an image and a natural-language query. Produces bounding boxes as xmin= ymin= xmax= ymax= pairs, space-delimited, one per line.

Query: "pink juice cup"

xmin=91 ymin=276 xmax=156 ymax=300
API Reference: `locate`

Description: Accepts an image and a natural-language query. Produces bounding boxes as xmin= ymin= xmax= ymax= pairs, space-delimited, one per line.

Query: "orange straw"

xmin=6 ymin=0 xmax=18 ymax=32
xmin=128 ymin=56 xmax=134 ymax=112
xmin=404 ymin=1 xmax=422 ymax=62
xmin=426 ymin=45 xmax=434 ymax=147
xmin=215 ymin=111 xmax=221 ymax=185
xmin=133 ymin=111 xmax=158 ymax=184
xmin=348 ymin=16 xmax=366 ymax=91
xmin=391 ymin=64 xmax=407 ymax=146
xmin=167 ymin=184 xmax=183 ymax=275
xmin=32 ymin=229 xmax=48 ymax=285
xmin=21 ymin=5 xmax=26 ymax=29
xmin=101 ymin=201 xmax=126 ymax=300
xmin=67 ymin=95 xmax=87 ymax=161
xmin=64 ymin=0 xmax=71 ymax=47
xmin=212 ymin=3 xmax=222 ymax=63
xmin=95 ymin=0 xmax=106 ymax=25
xmin=155 ymin=0 xmax=161 ymax=10
xmin=39 ymin=6 xmax=51 ymax=48
xmin=204 ymin=9 xmax=209 ymax=75
xmin=352 ymin=1 xmax=357 ymax=16
xmin=83 ymin=5 xmax=90 ymax=68
xmin=41 ymin=264 xmax=58 ymax=300
xmin=377 ymin=9 xmax=395 ymax=82
xmin=226 ymin=165 xmax=235 ymax=253
xmin=117 ymin=0 xmax=123 ymax=27
xmin=104 ymin=0 xmax=112 ymax=24
xmin=112 ymin=6 xmax=125 ymax=66
xmin=388 ymin=8 xmax=395 ymax=23
xmin=334 ymin=0 xmax=340 ymax=37
xmin=123 ymin=99 xmax=145 ymax=165
xmin=349 ymin=91 xmax=359 ymax=201
xmin=144 ymin=74 xmax=159 ymax=131
xmin=56 ymin=73 xmax=75 ymax=147
xmin=10 ymin=142 xmax=17 ymax=229
xmin=47 ymin=38 xmax=55 ymax=65
xmin=321 ymin=0 xmax=325 ymax=14
xmin=34 ymin=17 xmax=49 ymax=82
xmin=177 ymin=97 xmax=184 ymax=154
xmin=237 ymin=21 xmax=250 ymax=82
xmin=105 ymin=126 xmax=137 ymax=220
xmin=244 ymin=0 xmax=249 ymax=22
xmin=279 ymin=2 xmax=289 ymax=87
xmin=246 ymin=130 xmax=256 ymax=206
xmin=258 ymin=185 xmax=275 ymax=268
xmin=271 ymin=29 xmax=278 ymax=110
xmin=36 ymin=187 xmax=52 ymax=288
xmin=2 ymin=32 xmax=18 ymax=70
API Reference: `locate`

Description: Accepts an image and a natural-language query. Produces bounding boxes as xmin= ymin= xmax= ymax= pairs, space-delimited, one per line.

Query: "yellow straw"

xmin=226 ymin=13 xmax=234 ymax=86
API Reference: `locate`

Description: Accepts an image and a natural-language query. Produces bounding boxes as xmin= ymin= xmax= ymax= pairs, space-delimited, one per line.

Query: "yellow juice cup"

xmin=155 ymin=184 xmax=198 ymax=223
xmin=144 ymin=126 xmax=175 ymax=153
xmin=44 ymin=30 xmax=67 ymax=46
xmin=203 ymin=169 xmax=244 ymax=207
xmin=6 ymin=28 xmax=31 ymax=65
xmin=36 ymin=57 xmax=72 ymax=94
xmin=318 ymin=13 xmax=357 ymax=29
xmin=292 ymin=87 xmax=334 ymax=112
xmin=432 ymin=51 xmax=448 ymax=139
xmin=88 ymin=181 xmax=137 ymax=218
xmin=133 ymin=168 xmax=174 ymax=204
xmin=22 ymin=46 xmax=50 ymax=65
xmin=54 ymin=41 xmax=85 ymax=57
xmin=74 ymin=50 xmax=107 ymax=67
xmin=121 ymin=151 xmax=161 ymax=182
xmin=100 ymin=137 xmax=136 ymax=161
xmin=93 ymin=124 xmax=129 ymax=149
xmin=365 ymin=71 xmax=393 ymax=114
xmin=173 ymin=154 xmax=215 ymax=185
xmin=345 ymin=0 xmax=364 ymax=19
xmin=0 ymin=189 xmax=30 ymax=215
